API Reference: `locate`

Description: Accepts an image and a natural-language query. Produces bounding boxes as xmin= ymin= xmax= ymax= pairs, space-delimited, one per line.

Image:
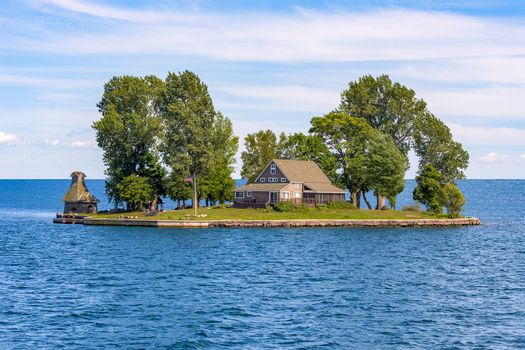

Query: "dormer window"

xmin=270 ymin=163 xmax=276 ymax=174
xmin=260 ymin=177 xmax=266 ymax=182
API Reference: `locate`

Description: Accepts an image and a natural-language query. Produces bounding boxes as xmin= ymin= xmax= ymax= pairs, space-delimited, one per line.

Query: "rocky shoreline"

xmin=80 ymin=217 xmax=481 ymax=228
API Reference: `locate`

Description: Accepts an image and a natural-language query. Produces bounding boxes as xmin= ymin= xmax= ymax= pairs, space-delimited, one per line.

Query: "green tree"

xmin=199 ymin=112 xmax=239 ymax=205
xmin=160 ymin=71 xmax=216 ymax=213
xmin=310 ymin=112 xmax=397 ymax=208
xmin=93 ymin=75 xmax=165 ymax=208
xmin=116 ymin=174 xmax=156 ymax=211
xmin=413 ymin=165 xmax=445 ymax=214
xmin=166 ymin=174 xmax=193 ymax=209
xmin=413 ymin=113 xmax=469 ymax=182
xmin=240 ymin=130 xmax=278 ymax=182
xmin=365 ymin=132 xmax=408 ymax=209
xmin=276 ymin=132 xmax=340 ymax=186
xmin=441 ymin=182 xmax=465 ymax=217
xmin=339 ymin=74 xmax=427 ymax=155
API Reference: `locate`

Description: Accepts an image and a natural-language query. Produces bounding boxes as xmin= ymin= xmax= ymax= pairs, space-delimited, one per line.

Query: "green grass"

xmin=92 ymin=206 xmax=444 ymax=221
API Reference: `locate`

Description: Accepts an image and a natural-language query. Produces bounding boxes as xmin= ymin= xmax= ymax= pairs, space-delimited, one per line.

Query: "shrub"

xmin=325 ymin=201 xmax=357 ymax=210
xmin=441 ymin=182 xmax=464 ymax=217
xmin=272 ymin=201 xmax=309 ymax=212
xmin=413 ymin=165 xmax=445 ymax=214
xmin=402 ymin=203 xmax=421 ymax=212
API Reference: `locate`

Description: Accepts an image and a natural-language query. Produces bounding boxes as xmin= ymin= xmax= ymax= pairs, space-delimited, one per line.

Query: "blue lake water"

xmin=0 ymin=179 xmax=524 ymax=348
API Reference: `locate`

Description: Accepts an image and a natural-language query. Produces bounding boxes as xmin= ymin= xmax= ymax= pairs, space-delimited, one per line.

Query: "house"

xmin=233 ymin=159 xmax=345 ymax=208
xmin=62 ymin=171 xmax=99 ymax=214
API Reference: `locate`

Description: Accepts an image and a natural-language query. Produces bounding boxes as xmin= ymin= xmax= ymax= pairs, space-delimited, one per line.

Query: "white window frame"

xmin=246 ymin=191 xmax=252 ymax=197
xmin=280 ymin=177 xmax=287 ymax=183
xmin=282 ymin=191 xmax=290 ymax=199
xmin=294 ymin=192 xmax=301 ymax=198
xmin=270 ymin=163 xmax=276 ymax=174
xmin=234 ymin=191 xmax=245 ymax=198
xmin=260 ymin=177 xmax=266 ymax=182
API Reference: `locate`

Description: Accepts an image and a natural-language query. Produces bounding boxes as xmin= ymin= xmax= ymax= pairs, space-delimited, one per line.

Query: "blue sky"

xmin=1 ymin=0 xmax=525 ymax=179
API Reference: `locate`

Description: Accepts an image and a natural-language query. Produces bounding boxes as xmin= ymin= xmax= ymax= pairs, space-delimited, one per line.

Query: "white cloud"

xmin=448 ymin=124 xmax=525 ymax=146
xmin=0 ymin=131 xmax=19 ymax=145
xmin=520 ymin=154 xmax=525 ymax=161
xmin=70 ymin=140 xmax=93 ymax=148
xmin=44 ymin=139 xmax=61 ymax=146
xmin=480 ymin=152 xmax=508 ymax=163
xmin=421 ymin=87 xmax=525 ymax=119
xmin=216 ymin=84 xmax=339 ymax=112
xmin=12 ymin=5 xmax=525 ymax=63
xmin=33 ymin=0 xmax=203 ymax=23
xmin=0 ymin=74 xmax=99 ymax=89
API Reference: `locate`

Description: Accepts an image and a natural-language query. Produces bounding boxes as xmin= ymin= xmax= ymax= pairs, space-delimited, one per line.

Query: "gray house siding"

xmin=255 ymin=161 xmax=288 ymax=183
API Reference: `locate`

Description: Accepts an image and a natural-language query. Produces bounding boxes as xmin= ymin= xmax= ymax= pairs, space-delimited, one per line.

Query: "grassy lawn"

xmin=92 ymin=207 xmax=442 ymax=221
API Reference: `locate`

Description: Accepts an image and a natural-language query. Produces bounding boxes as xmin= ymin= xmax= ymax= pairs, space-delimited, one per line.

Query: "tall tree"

xmin=160 ymin=71 xmax=216 ymax=214
xmin=199 ymin=112 xmax=239 ymax=205
xmin=413 ymin=113 xmax=469 ymax=182
xmin=365 ymin=131 xmax=408 ymax=209
xmin=338 ymin=74 xmax=427 ymax=155
xmin=310 ymin=112 xmax=383 ymax=208
xmin=93 ymin=75 xmax=165 ymax=208
xmin=276 ymin=132 xmax=340 ymax=186
xmin=240 ymin=130 xmax=278 ymax=182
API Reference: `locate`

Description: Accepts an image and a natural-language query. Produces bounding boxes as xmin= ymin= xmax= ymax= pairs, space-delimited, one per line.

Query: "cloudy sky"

xmin=1 ymin=0 xmax=524 ymax=179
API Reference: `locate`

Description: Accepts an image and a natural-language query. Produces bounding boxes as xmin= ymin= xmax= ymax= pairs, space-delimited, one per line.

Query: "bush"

xmin=441 ymin=182 xmax=464 ymax=217
xmin=402 ymin=203 xmax=421 ymax=212
xmin=325 ymin=201 xmax=357 ymax=210
xmin=272 ymin=201 xmax=309 ymax=212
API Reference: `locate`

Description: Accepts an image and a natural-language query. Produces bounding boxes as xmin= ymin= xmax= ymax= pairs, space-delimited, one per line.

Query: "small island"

xmin=56 ymin=73 xmax=479 ymax=228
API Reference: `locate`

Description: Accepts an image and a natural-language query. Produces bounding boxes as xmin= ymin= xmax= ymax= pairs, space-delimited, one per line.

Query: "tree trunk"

xmin=151 ymin=197 xmax=158 ymax=211
xmin=193 ymin=173 xmax=198 ymax=215
xmin=362 ymin=190 xmax=372 ymax=209
xmin=376 ymin=193 xmax=386 ymax=210
xmin=356 ymin=190 xmax=362 ymax=209
xmin=351 ymin=191 xmax=358 ymax=207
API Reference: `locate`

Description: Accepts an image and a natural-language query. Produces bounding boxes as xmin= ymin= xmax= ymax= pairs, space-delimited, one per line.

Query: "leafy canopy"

xmin=116 ymin=174 xmax=156 ymax=211
xmin=93 ymin=75 xmax=165 ymax=207
xmin=241 ymin=130 xmax=278 ymax=182
xmin=339 ymin=74 xmax=427 ymax=155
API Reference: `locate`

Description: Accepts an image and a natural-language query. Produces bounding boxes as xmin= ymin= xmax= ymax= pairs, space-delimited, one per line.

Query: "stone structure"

xmin=83 ymin=217 xmax=481 ymax=228
xmin=62 ymin=171 xmax=98 ymax=214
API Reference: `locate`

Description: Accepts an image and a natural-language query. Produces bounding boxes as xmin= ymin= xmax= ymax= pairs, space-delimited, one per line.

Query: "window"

xmin=294 ymin=192 xmax=301 ymax=198
xmin=282 ymin=191 xmax=290 ymax=199
xmin=260 ymin=177 xmax=266 ymax=182
xmin=268 ymin=177 xmax=278 ymax=183
xmin=270 ymin=163 xmax=276 ymax=174
xmin=280 ymin=177 xmax=287 ymax=182
xmin=234 ymin=191 xmax=244 ymax=198
xmin=246 ymin=191 xmax=252 ymax=197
